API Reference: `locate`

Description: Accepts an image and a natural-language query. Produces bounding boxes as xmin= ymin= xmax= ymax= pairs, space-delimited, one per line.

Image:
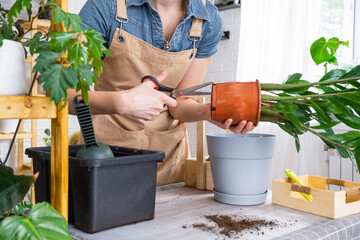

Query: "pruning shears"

xmin=141 ymin=75 xmax=213 ymax=99
xmin=285 ymin=169 xmax=313 ymax=201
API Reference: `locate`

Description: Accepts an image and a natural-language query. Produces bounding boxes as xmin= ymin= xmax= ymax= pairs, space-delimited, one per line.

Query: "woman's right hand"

xmin=117 ymin=71 xmax=177 ymax=120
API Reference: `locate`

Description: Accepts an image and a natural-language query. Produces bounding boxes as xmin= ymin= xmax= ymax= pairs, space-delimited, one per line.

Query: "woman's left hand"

xmin=210 ymin=119 xmax=255 ymax=134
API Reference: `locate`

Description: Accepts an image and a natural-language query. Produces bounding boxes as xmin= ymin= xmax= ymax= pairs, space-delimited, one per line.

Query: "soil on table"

xmin=187 ymin=213 xmax=281 ymax=238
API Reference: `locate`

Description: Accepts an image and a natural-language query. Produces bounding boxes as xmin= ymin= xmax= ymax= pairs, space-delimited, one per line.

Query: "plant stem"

xmin=259 ymin=115 xmax=284 ymax=122
xmin=20 ymin=9 xmax=50 ymax=39
xmin=260 ymin=105 xmax=287 ymax=120
xmin=301 ymin=124 xmax=351 ymax=151
xmin=262 ymin=90 xmax=358 ymax=101
xmin=261 ymin=77 xmax=360 ymax=90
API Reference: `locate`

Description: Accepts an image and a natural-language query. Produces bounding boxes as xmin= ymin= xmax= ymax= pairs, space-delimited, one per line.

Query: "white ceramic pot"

xmin=0 ymin=40 xmax=26 ymax=133
xmin=207 ymin=133 xmax=276 ymax=205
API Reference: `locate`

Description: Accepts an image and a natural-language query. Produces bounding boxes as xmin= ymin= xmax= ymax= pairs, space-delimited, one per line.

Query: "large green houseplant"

xmin=258 ymin=37 xmax=360 ymax=169
xmin=0 ymin=164 xmax=71 ymax=239
xmin=0 ymin=0 xmax=110 ymax=106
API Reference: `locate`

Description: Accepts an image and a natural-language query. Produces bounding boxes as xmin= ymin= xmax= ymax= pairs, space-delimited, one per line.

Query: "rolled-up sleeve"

xmin=79 ymin=0 xmax=114 ymax=45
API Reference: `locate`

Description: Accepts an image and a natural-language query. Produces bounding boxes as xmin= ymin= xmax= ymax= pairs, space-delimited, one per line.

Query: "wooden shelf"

xmin=21 ymin=18 xmax=51 ymax=32
xmin=25 ymin=56 xmax=34 ymax=63
xmin=0 ymin=132 xmax=33 ymax=140
xmin=0 ymin=96 xmax=57 ymax=119
xmin=23 ymin=164 xmax=32 ymax=170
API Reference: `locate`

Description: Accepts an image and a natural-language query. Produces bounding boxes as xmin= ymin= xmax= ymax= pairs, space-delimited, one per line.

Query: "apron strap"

xmin=189 ymin=0 xmax=206 ymax=39
xmin=116 ymin=0 xmax=205 ymax=45
xmin=116 ymin=0 xmax=128 ymax=21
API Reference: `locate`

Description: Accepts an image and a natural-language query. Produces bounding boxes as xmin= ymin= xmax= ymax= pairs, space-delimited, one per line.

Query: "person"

xmin=69 ymin=0 xmax=255 ymax=185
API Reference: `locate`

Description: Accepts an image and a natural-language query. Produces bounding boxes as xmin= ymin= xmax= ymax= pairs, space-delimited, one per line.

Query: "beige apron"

xmin=82 ymin=0 xmax=205 ymax=185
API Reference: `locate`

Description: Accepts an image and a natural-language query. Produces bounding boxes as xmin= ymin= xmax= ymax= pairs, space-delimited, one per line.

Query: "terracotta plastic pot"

xmin=211 ymin=80 xmax=261 ymax=125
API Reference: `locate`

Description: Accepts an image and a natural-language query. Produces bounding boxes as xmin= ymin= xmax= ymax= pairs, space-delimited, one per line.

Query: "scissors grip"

xmin=141 ymin=75 xmax=174 ymax=92
xmin=141 ymin=75 xmax=160 ymax=90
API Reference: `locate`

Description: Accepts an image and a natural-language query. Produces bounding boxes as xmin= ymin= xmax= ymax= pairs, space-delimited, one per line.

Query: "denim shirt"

xmin=79 ymin=0 xmax=223 ymax=58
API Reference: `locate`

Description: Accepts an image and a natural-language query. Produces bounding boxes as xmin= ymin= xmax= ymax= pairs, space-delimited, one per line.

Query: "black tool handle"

xmin=73 ymin=95 xmax=98 ymax=147
xmin=141 ymin=75 xmax=174 ymax=92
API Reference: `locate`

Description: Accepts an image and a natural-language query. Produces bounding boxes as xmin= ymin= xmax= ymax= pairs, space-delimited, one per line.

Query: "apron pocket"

xmin=92 ymin=115 xmax=145 ymax=149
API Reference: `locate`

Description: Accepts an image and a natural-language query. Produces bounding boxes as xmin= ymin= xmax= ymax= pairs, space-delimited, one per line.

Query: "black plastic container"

xmin=25 ymin=145 xmax=164 ymax=233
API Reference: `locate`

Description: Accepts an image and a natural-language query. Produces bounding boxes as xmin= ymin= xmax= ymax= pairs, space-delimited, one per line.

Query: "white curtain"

xmin=237 ymin=0 xmax=329 ymax=181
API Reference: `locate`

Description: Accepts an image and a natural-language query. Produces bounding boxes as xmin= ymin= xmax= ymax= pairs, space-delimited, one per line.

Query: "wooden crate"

xmin=272 ymin=175 xmax=360 ymax=219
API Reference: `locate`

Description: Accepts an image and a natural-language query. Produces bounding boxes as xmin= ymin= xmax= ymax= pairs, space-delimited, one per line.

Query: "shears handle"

xmin=141 ymin=75 xmax=174 ymax=93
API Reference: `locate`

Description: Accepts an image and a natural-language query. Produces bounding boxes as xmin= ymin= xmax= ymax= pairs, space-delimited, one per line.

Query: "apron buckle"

xmin=116 ymin=17 xmax=128 ymax=42
xmin=188 ymin=36 xmax=200 ymax=59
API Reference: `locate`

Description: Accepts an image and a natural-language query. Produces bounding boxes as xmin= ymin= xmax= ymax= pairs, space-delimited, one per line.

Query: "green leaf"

xmin=7 ymin=0 xmax=32 ymax=27
xmin=48 ymin=32 xmax=76 ymax=52
xmin=42 ymin=137 xmax=51 ymax=147
xmin=77 ymin=63 xmax=96 ymax=85
xmin=277 ymin=123 xmax=295 ymax=137
xmin=340 ymin=65 xmax=360 ymax=88
xmin=321 ymin=100 xmax=343 ymax=114
xmin=68 ymin=43 xmax=88 ymax=70
xmin=0 ymin=202 xmax=72 ymax=240
xmin=284 ymin=73 xmax=302 ymax=83
xmin=339 ymin=92 xmax=360 ymax=104
xmin=319 ymin=69 xmax=346 ymax=82
xmin=294 ymin=132 xmax=300 ymax=152
xmin=273 ymin=102 xmax=298 ymax=114
xmin=311 ymin=121 xmax=340 ymax=130
xmin=27 ymin=32 xmax=48 ymax=56
xmin=89 ymin=53 xmax=103 ymax=77
xmin=354 ymin=149 xmax=360 ymax=172
xmin=0 ymin=18 xmax=15 ymax=39
xmin=48 ymin=2 xmax=83 ymax=31
xmin=293 ymin=107 xmax=312 ymax=124
xmin=308 ymin=99 xmax=332 ymax=123
xmin=15 ymin=201 xmax=33 ymax=216
xmin=76 ymin=79 xmax=90 ymax=104
xmin=328 ymin=55 xmax=338 ymax=66
xmin=284 ymin=113 xmax=305 ymax=131
xmin=310 ymin=37 xmax=336 ymax=65
xmin=344 ymin=138 xmax=360 ymax=148
xmin=327 ymin=131 xmax=360 ymax=142
xmin=0 ymin=165 xmax=37 ymax=214
xmin=84 ymin=28 xmax=110 ymax=57
xmin=335 ymin=114 xmax=360 ymax=130
xmin=335 ymin=146 xmax=351 ymax=158
xmin=278 ymin=123 xmax=301 ymax=151
xmin=0 ymin=32 xmax=3 ymax=47
xmin=327 ymin=37 xmax=343 ymax=52
xmin=328 ymin=96 xmax=352 ymax=117
xmin=44 ymin=128 xmax=51 ymax=136
xmin=40 ymin=64 xmax=78 ymax=106
xmin=33 ymin=50 xmax=62 ymax=73
xmin=83 ymin=27 xmax=111 ymax=77
xmin=339 ymin=97 xmax=360 ymax=116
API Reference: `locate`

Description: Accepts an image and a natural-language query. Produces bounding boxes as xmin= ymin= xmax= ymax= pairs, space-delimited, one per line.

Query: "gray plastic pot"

xmin=207 ymin=133 xmax=276 ymax=205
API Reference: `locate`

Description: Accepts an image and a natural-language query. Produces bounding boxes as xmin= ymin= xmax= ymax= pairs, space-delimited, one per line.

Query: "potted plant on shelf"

xmin=0 ymin=164 xmax=72 ymax=239
xmin=208 ymin=37 xmax=360 ymax=205
xmin=0 ymin=0 xmax=110 ymax=107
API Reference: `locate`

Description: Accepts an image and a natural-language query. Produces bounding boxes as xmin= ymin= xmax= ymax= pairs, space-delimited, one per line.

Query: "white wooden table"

xmin=69 ymin=184 xmax=360 ymax=240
